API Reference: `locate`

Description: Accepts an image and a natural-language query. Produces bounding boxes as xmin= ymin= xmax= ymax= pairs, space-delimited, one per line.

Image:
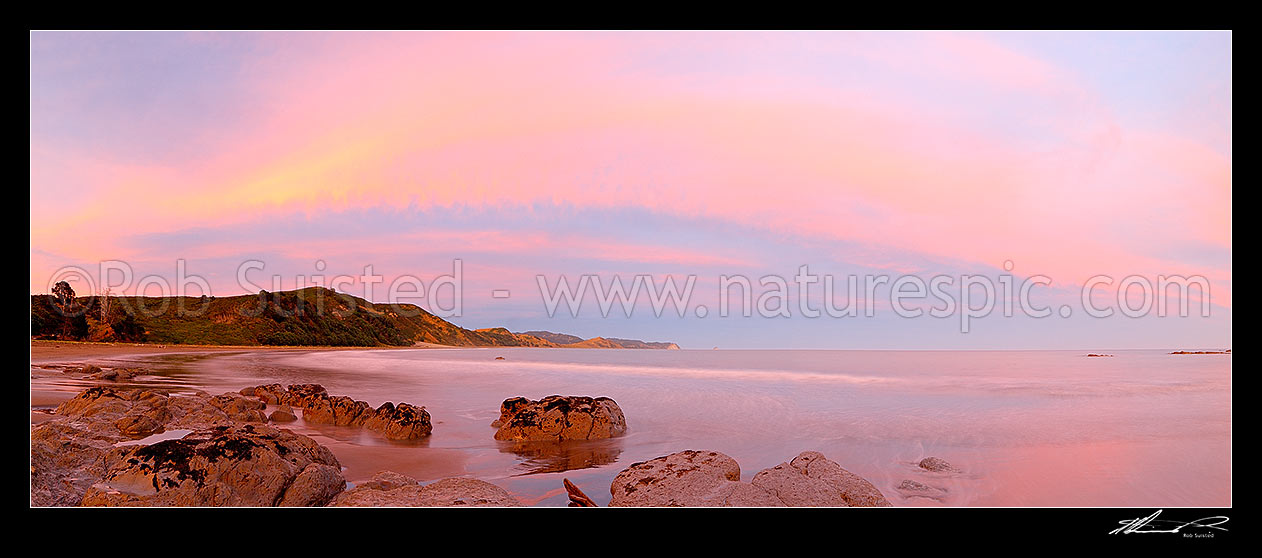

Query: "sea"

xmin=32 ymin=347 xmax=1232 ymax=507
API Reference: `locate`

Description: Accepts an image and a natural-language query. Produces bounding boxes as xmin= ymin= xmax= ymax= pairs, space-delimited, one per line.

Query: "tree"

xmin=52 ymin=281 xmax=75 ymax=309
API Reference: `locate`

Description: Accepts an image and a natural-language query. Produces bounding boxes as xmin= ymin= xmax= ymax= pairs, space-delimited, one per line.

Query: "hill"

xmin=522 ymin=330 xmax=585 ymax=345
xmin=30 ymin=287 xmax=678 ymax=349
xmin=521 ymin=330 xmax=680 ymax=350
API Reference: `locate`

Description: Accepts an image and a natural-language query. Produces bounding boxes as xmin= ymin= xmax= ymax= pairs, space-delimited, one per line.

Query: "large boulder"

xmin=81 ymin=424 xmax=344 ymax=507
xmin=303 ymin=395 xmax=373 ymax=427
xmin=608 ymin=450 xmax=781 ymax=507
xmin=492 ymin=395 xmax=626 ymax=442
xmin=361 ymin=402 xmax=432 ymax=440
xmin=332 ymin=472 xmax=522 ymax=507
xmin=751 ymin=451 xmax=890 ymax=507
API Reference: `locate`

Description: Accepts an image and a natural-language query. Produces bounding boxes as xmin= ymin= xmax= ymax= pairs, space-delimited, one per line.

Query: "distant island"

xmin=29 ymin=286 xmax=678 ymax=349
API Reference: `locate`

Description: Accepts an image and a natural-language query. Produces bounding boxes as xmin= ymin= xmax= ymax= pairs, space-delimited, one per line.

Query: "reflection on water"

xmin=498 ymin=437 xmax=624 ymax=476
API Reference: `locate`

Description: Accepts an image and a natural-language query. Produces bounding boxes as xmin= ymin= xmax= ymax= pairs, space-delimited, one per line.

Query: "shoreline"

xmin=29 ymin=339 xmax=451 ymax=365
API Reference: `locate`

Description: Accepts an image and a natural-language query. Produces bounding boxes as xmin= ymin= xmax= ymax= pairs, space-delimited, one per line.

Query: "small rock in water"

xmin=918 ymin=456 xmax=958 ymax=473
xmin=897 ymin=479 xmax=949 ymax=500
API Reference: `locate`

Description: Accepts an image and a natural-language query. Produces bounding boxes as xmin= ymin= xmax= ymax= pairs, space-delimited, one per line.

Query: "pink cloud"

xmin=30 ymin=32 xmax=1230 ymax=309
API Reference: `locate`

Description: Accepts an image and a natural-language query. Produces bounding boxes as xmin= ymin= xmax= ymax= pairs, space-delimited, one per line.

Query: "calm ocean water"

xmin=44 ymin=348 xmax=1233 ymax=507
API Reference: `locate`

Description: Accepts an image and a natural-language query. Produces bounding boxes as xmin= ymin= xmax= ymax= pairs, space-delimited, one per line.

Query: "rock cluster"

xmin=32 ymin=385 xmax=516 ymax=508
xmin=240 ymin=384 xmax=431 ymax=440
xmin=491 ymin=395 xmax=626 ymax=442
xmin=608 ymin=450 xmax=890 ymax=507
xmin=31 ymin=386 xmax=324 ymax=506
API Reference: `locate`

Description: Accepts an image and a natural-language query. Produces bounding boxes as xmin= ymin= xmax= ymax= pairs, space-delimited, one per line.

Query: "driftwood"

xmin=564 ymin=478 xmax=598 ymax=507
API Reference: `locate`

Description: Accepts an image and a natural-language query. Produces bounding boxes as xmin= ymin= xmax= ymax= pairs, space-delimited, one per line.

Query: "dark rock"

xmin=492 ymin=395 xmax=626 ymax=442
xmin=918 ymin=456 xmax=958 ymax=473
xmin=304 ymin=395 xmax=372 ymax=427
xmin=363 ymin=402 xmax=432 ymax=440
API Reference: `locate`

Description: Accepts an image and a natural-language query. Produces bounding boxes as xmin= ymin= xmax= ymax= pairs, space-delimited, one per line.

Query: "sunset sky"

xmin=29 ymin=31 xmax=1231 ymax=349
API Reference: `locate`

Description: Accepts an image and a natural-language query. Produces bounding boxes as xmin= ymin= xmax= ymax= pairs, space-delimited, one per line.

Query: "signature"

xmin=1110 ymin=510 xmax=1229 ymax=535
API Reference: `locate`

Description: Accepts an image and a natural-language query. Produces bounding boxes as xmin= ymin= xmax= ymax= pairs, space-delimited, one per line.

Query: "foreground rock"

xmin=609 ymin=450 xmax=782 ymax=507
xmin=81 ymin=424 xmax=345 ymax=507
xmin=752 ymin=451 xmax=892 ymax=507
xmin=609 ymin=450 xmax=890 ymax=507
xmin=240 ymin=384 xmax=432 ymax=440
xmin=332 ymin=471 xmax=522 ymax=507
xmin=34 ymin=385 xmax=520 ymax=508
xmin=492 ymin=395 xmax=626 ymax=442
xmin=31 ymin=386 xmax=333 ymax=507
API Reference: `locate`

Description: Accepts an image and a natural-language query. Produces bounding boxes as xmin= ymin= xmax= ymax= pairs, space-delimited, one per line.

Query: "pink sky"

xmin=29 ymin=32 xmax=1231 ymax=348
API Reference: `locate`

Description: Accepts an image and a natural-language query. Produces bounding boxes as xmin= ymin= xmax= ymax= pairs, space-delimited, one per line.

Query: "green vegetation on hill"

xmin=32 ymin=287 xmax=515 ymax=347
xmin=30 ymin=286 xmax=678 ymax=349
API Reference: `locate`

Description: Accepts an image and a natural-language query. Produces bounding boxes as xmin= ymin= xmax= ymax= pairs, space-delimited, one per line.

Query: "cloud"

xmin=31 ymin=31 xmax=1231 ymax=314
